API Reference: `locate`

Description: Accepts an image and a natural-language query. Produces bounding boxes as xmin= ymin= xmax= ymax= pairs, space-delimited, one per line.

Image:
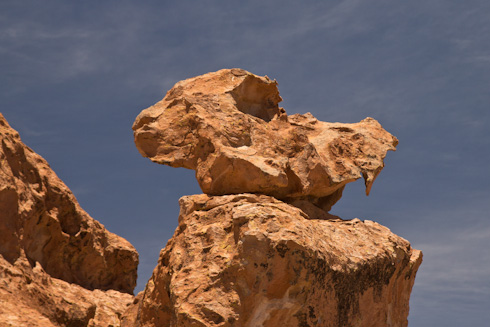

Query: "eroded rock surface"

xmin=0 ymin=113 xmax=138 ymax=294
xmin=124 ymin=194 xmax=422 ymax=327
xmin=0 ymin=113 xmax=140 ymax=326
xmin=0 ymin=255 xmax=134 ymax=327
xmin=133 ymin=69 xmax=398 ymax=210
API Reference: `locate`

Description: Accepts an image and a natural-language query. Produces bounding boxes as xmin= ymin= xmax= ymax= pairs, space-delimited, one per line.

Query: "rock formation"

xmin=123 ymin=194 xmax=421 ymax=327
xmin=0 ymin=68 xmax=422 ymax=327
xmin=0 ymin=254 xmax=134 ymax=327
xmin=128 ymin=69 xmax=422 ymax=327
xmin=133 ymin=68 xmax=398 ymax=211
xmin=0 ymin=113 xmax=138 ymax=326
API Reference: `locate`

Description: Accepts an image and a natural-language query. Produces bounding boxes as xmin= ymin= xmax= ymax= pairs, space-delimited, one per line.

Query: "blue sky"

xmin=1 ymin=1 xmax=489 ymax=326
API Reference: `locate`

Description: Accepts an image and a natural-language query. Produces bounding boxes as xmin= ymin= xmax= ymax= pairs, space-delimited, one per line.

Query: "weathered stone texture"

xmin=128 ymin=69 xmax=421 ymax=327
xmin=124 ymin=194 xmax=422 ymax=327
xmin=0 ymin=113 xmax=138 ymax=294
xmin=0 ymin=255 xmax=134 ymax=327
xmin=132 ymin=69 xmax=398 ymax=211
xmin=0 ymin=68 xmax=421 ymax=327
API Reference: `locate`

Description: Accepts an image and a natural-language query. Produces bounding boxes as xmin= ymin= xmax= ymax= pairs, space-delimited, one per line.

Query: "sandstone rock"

xmin=132 ymin=69 xmax=398 ymax=211
xmin=125 ymin=194 xmax=422 ymax=327
xmin=0 ymin=254 xmax=134 ymax=327
xmin=0 ymin=113 xmax=138 ymax=293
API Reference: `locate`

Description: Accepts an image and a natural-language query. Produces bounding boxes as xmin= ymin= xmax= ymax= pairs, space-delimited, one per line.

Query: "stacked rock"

xmin=127 ymin=69 xmax=422 ymax=327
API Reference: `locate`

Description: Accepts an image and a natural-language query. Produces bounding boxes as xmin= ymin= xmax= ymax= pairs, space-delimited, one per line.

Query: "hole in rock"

xmin=229 ymin=75 xmax=282 ymax=122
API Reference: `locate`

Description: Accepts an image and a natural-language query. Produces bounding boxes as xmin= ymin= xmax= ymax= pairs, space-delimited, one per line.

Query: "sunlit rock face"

xmin=132 ymin=68 xmax=398 ymax=212
xmin=0 ymin=255 xmax=134 ymax=327
xmin=123 ymin=194 xmax=422 ymax=327
xmin=0 ymin=113 xmax=138 ymax=294
xmin=0 ymin=113 xmax=139 ymax=327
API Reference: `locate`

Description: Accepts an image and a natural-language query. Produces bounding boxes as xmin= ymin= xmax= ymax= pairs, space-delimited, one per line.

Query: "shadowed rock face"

xmin=132 ymin=68 xmax=398 ymax=211
xmin=122 ymin=194 xmax=422 ymax=327
xmin=0 ymin=113 xmax=138 ymax=294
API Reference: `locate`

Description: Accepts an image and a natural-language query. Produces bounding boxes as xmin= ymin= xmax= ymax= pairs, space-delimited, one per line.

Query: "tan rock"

xmin=125 ymin=194 xmax=422 ymax=327
xmin=0 ymin=113 xmax=138 ymax=293
xmin=0 ymin=67 xmax=418 ymax=327
xmin=0 ymin=254 xmax=134 ymax=327
xmin=132 ymin=69 xmax=398 ymax=211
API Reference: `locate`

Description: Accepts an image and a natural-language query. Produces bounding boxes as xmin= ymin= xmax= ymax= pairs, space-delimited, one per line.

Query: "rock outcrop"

xmin=129 ymin=69 xmax=422 ymax=327
xmin=133 ymin=68 xmax=398 ymax=211
xmin=0 ymin=255 xmax=134 ymax=327
xmin=0 ymin=113 xmax=139 ymax=326
xmin=123 ymin=194 xmax=422 ymax=327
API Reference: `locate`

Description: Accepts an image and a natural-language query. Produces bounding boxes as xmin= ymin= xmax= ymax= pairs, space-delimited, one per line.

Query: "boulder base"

xmin=124 ymin=194 xmax=422 ymax=327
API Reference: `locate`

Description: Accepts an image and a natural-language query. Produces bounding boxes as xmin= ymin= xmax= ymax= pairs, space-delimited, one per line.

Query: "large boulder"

xmin=132 ymin=69 xmax=398 ymax=211
xmin=0 ymin=113 xmax=138 ymax=294
xmin=124 ymin=194 xmax=422 ymax=327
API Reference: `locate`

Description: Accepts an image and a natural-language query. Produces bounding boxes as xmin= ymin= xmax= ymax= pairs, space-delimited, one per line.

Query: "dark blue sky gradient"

xmin=2 ymin=1 xmax=490 ymax=326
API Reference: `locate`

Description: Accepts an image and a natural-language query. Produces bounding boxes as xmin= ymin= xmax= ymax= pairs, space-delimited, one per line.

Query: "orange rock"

xmin=125 ymin=194 xmax=422 ymax=327
xmin=0 ymin=255 xmax=134 ymax=327
xmin=0 ymin=113 xmax=138 ymax=294
xmin=133 ymin=69 xmax=398 ymax=211
xmin=0 ymin=113 xmax=140 ymax=326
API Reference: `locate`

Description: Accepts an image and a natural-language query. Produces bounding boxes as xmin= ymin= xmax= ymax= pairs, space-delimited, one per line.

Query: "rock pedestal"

xmin=123 ymin=194 xmax=422 ymax=327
